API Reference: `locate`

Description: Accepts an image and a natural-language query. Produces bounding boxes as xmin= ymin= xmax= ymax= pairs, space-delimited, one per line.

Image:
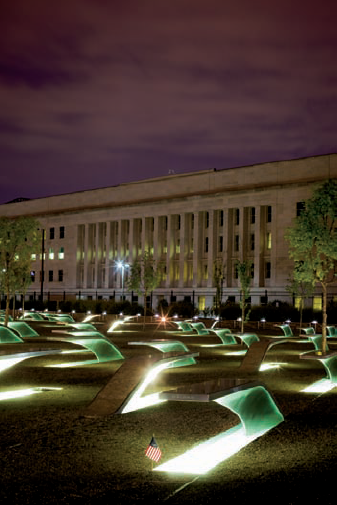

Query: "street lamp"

xmin=116 ymin=261 xmax=129 ymax=300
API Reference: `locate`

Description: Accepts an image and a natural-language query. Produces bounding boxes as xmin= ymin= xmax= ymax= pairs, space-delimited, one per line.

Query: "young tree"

xmin=286 ymin=276 xmax=314 ymax=333
xmin=213 ymin=259 xmax=225 ymax=314
xmin=236 ymin=259 xmax=252 ymax=333
xmin=127 ymin=251 xmax=160 ymax=327
xmin=0 ymin=216 xmax=40 ymax=325
xmin=285 ymin=179 xmax=337 ymax=353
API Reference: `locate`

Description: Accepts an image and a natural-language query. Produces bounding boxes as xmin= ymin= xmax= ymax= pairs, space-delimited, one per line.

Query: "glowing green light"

xmin=155 ymin=425 xmax=266 ymax=475
xmin=301 ymin=379 xmax=337 ymax=393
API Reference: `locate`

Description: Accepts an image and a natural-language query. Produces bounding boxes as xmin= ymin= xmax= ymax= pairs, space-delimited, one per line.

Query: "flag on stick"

xmin=145 ymin=436 xmax=162 ymax=463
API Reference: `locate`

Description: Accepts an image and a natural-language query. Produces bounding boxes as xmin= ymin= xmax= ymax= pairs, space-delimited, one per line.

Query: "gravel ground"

xmin=1 ymin=323 xmax=337 ymax=504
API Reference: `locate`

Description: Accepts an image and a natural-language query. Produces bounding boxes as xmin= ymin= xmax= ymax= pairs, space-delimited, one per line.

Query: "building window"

xmin=49 ymin=227 xmax=54 ymax=240
xmin=203 ymin=264 xmax=208 ymax=279
xmin=251 ymin=263 xmax=254 ymax=278
xmin=235 ymin=208 xmax=240 ymax=225
xmin=250 ymin=207 xmax=256 ymax=224
xmin=219 ymin=235 xmax=223 ymax=252
xmin=59 ymin=226 xmax=65 ymax=239
xmin=235 ymin=235 xmax=239 ymax=252
xmin=267 ymin=232 xmax=272 ymax=249
xmin=48 ymin=270 xmax=53 ymax=282
xmin=313 ymin=296 xmax=322 ymax=311
xmin=48 ymin=248 xmax=54 ymax=260
xmin=198 ymin=296 xmax=206 ymax=311
xmin=267 ymin=206 xmax=272 ymax=223
xmin=205 ymin=212 xmax=209 ymax=228
xmin=58 ymin=269 xmax=63 ymax=282
xmin=30 ymin=270 xmax=35 ymax=282
xmin=205 ymin=237 xmax=209 ymax=253
xmin=58 ymin=247 xmax=64 ymax=259
xmin=297 ymin=202 xmax=305 ymax=217
xmin=234 ymin=264 xmax=239 ymax=279
xmin=219 ymin=210 xmax=224 ymax=227
xmin=176 ymin=239 xmax=180 ymax=254
xmin=31 ymin=253 xmax=36 ymax=261
xmin=265 ymin=261 xmax=271 ymax=279
xmin=177 ymin=215 xmax=181 ymax=230
xmin=250 ymin=233 xmax=255 ymax=251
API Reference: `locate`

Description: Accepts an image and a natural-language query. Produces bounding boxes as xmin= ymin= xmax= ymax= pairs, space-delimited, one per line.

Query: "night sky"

xmin=1 ymin=0 xmax=336 ymax=204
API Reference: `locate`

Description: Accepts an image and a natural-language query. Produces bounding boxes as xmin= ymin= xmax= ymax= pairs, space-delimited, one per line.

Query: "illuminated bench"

xmin=69 ymin=323 xmax=97 ymax=331
xmin=0 ymin=326 xmax=24 ymax=343
xmin=301 ymin=327 xmax=316 ymax=336
xmin=128 ymin=339 xmax=197 ymax=366
xmin=7 ymin=322 xmax=40 ymax=338
xmin=46 ymin=331 xmax=124 ymax=365
xmin=156 ymin=378 xmax=284 ymax=474
xmin=174 ymin=321 xmax=195 ymax=332
xmin=307 ymin=335 xmax=329 ymax=352
xmin=300 ymin=350 xmax=337 ymax=383
xmin=0 ymin=348 xmax=64 ymax=373
xmin=212 ymin=328 xmax=238 ymax=345
xmin=160 ymin=378 xmax=283 ymax=435
xmin=276 ymin=324 xmax=295 ymax=337
xmin=238 ymin=337 xmax=288 ymax=373
xmin=84 ymin=352 xmax=199 ymax=417
xmin=327 ymin=326 xmax=337 ymax=337
xmin=236 ymin=333 xmax=259 ymax=348
xmin=190 ymin=322 xmax=211 ymax=335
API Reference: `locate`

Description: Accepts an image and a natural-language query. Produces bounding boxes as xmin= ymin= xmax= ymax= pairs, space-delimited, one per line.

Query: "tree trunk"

xmin=143 ymin=290 xmax=147 ymax=330
xmin=322 ymin=282 xmax=327 ymax=353
xmin=241 ymin=290 xmax=244 ymax=333
xmin=5 ymin=287 xmax=11 ymax=327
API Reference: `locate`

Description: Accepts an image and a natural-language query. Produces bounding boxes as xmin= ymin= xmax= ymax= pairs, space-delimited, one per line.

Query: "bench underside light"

xmin=301 ymin=351 xmax=337 ymax=393
xmin=155 ymin=384 xmax=284 ymax=475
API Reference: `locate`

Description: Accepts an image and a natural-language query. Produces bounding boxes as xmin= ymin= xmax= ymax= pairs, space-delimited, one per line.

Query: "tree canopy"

xmin=127 ymin=251 xmax=160 ymax=321
xmin=285 ymin=179 xmax=337 ymax=351
xmin=0 ymin=216 xmax=40 ymax=325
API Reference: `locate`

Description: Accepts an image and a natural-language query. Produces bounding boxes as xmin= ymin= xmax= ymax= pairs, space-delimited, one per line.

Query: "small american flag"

xmin=145 ymin=436 xmax=162 ymax=462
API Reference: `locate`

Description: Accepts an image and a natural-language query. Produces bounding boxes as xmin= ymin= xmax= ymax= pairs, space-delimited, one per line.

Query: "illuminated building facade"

xmin=1 ymin=154 xmax=336 ymax=311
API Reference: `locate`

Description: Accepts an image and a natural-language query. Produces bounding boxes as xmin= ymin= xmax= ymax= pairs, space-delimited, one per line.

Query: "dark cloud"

xmin=0 ymin=0 xmax=336 ymax=203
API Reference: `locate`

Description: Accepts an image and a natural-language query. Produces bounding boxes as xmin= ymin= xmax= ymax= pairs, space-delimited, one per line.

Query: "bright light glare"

xmin=155 ymin=424 xmax=270 ymax=475
xmin=224 ymin=350 xmax=247 ymax=356
xmin=118 ymin=361 xmax=169 ymax=414
xmin=259 ymin=363 xmax=284 ymax=371
xmin=301 ymin=379 xmax=337 ymax=393
xmin=0 ymin=387 xmax=62 ymax=401
xmin=0 ymin=357 xmax=28 ymax=373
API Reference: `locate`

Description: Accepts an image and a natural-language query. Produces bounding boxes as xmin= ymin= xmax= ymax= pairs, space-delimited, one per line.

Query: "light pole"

xmin=117 ymin=261 xmax=129 ymax=300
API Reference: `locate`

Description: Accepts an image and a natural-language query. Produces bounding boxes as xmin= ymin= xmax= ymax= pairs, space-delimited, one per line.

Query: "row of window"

xmin=31 ymin=270 xmax=64 ymax=282
xmin=31 ymin=247 xmax=65 ymax=261
xmin=49 ymin=226 xmax=65 ymax=240
xmin=201 ymin=261 xmax=271 ymax=280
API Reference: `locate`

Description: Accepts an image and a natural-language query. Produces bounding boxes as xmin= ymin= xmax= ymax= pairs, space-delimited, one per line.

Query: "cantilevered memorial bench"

xmin=7 ymin=321 xmax=40 ymax=338
xmin=300 ymin=349 xmax=337 ymax=383
xmin=159 ymin=377 xmax=284 ymax=436
xmin=174 ymin=321 xmax=195 ymax=333
xmin=155 ymin=377 xmax=284 ymax=474
xmin=46 ymin=330 xmax=124 ymax=365
xmin=127 ymin=339 xmax=197 ymax=366
xmin=238 ymin=337 xmax=289 ymax=373
xmin=0 ymin=347 xmax=65 ymax=373
xmin=190 ymin=322 xmax=211 ymax=335
xmin=0 ymin=326 xmax=24 ymax=343
xmin=84 ymin=351 xmax=200 ymax=417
